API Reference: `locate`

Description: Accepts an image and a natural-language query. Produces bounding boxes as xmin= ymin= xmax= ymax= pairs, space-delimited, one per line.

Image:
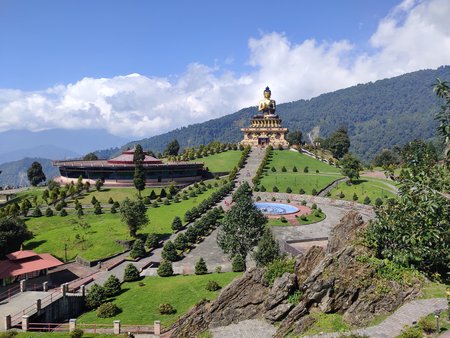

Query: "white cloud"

xmin=0 ymin=0 xmax=449 ymax=138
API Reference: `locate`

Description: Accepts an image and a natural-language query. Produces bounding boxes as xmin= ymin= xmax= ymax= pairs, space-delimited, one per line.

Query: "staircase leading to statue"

xmin=235 ymin=147 xmax=266 ymax=187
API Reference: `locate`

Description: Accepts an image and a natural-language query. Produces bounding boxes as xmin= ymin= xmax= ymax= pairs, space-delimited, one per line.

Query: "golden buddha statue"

xmin=258 ymin=86 xmax=276 ymax=115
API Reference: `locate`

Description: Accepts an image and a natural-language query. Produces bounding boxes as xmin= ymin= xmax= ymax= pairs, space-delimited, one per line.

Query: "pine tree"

xmin=195 ymin=257 xmax=208 ymax=275
xmin=253 ymin=227 xmax=281 ymax=267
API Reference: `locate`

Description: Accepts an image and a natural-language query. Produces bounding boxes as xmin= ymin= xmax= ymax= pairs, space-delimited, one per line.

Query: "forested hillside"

xmin=0 ymin=158 xmax=58 ymax=187
xmin=115 ymin=66 xmax=449 ymax=162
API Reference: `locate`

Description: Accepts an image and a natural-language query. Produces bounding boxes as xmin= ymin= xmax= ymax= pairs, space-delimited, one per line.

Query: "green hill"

xmin=116 ymin=66 xmax=449 ymax=163
xmin=0 ymin=158 xmax=59 ymax=187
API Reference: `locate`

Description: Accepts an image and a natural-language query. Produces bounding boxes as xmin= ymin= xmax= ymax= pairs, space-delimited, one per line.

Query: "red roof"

xmin=0 ymin=250 xmax=63 ymax=279
xmin=107 ymin=148 xmax=162 ymax=165
xmin=6 ymin=250 xmax=37 ymax=261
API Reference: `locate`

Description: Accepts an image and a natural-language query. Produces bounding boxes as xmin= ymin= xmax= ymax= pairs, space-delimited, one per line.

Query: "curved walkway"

xmin=210 ymin=298 xmax=447 ymax=338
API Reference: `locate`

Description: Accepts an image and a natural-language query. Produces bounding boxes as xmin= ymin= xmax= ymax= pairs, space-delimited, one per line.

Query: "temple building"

xmin=53 ymin=148 xmax=204 ymax=187
xmin=241 ymin=87 xmax=289 ymax=148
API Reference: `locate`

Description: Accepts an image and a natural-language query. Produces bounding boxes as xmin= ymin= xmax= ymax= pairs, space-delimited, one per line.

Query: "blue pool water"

xmin=255 ymin=202 xmax=299 ymax=215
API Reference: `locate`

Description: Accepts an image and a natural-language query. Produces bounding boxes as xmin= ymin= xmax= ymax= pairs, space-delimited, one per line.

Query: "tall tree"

xmin=217 ymin=193 xmax=267 ymax=259
xmin=119 ymin=198 xmax=148 ymax=237
xmin=133 ymin=144 xmax=145 ymax=163
xmin=133 ymin=144 xmax=146 ymax=197
xmin=83 ymin=152 xmax=98 ymax=161
xmin=324 ymin=126 xmax=350 ymax=159
xmin=340 ymin=153 xmax=363 ymax=183
xmin=0 ymin=217 xmax=33 ymax=258
xmin=165 ymin=139 xmax=180 ymax=156
xmin=286 ymin=130 xmax=303 ymax=146
xmin=27 ymin=161 xmax=46 ymax=186
xmin=433 ymin=79 xmax=450 ymax=163
xmin=253 ymin=226 xmax=281 ymax=267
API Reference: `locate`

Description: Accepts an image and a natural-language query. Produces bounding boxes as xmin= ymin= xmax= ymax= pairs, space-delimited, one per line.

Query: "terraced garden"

xmin=24 ymin=182 xmax=225 ymax=261
xmin=259 ymin=150 xmax=343 ymax=194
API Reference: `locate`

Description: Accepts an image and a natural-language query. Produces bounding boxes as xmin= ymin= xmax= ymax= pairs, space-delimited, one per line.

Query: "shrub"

xmin=260 ymin=185 xmax=266 ymax=192
xmin=163 ymin=199 xmax=170 ymax=205
xmin=174 ymin=233 xmax=188 ymax=251
xmin=286 ymin=187 xmax=292 ymax=193
xmin=103 ymin=275 xmax=121 ymax=297
xmin=91 ymin=196 xmax=98 ymax=206
xmin=159 ymin=303 xmax=176 ymax=315
xmin=157 ymin=260 xmax=173 ymax=277
xmin=68 ymin=329 xmax=84 ymax=338
xmin=108 ymin=197 xmax=114 ymax=204
xmin=215 ymin=266 xmax=222 ymax=273
xmin=280 ymin=216 xmax=288 ymax=223
xmin=311 ymin=188 xmax=318 ymax=196
xmin=272 ymin=186 xmax=279 ymax=192
xmin=293 ymin=166 xmax=297 ymax=172
xmin=205 ymin=280 xmax=221 ymax=291
xmin=32 ymin=207 xmax=42 ymax=217
xmin=316 ymin=169 xmax=319 ymax=173
xmin=256 ymin=196 xmax=261 ymax=201
xmin=171 ymin=216 xmax=183 ymax=232
xmin=338 ymin=191 xmax=345 ymax=198
xmin=352 ymin=193 xmax=359 ymax=201
xmin=300 ymin=215 xmax=308 ymax=221
xmin=281 ymin=166 xmax=287 ymax=172
xmin=60 ymin=208 xmax=68 ymax=217
xmin=113 ymin=201 xmax=120 ymax=208
xmin=94 ymin=203 xmax=102 ymax=214
xmin=55 ymin=203 xmax=63 ymax=211
xmin=130 ymin=239 xmax=146 ymax=259
xmin=301 ymin=200 xmax=307 ymax=206
xmin=146 ymin=233 xmax=159 ymax=249
xmin=271 ymin=166 xmax=276 ymax=172
xmin=161 ymin=241 xmax=178 ymax=261
xmin=264 ymin=258 xmax=295 ymax=286
xmin=375 ymin=197 xmax=383 ymax=207
xmin=299 ymin=188 xmax=305 ymax=194
xmin=311 ymin=203 xmax=317 ymax=209
xmin=417 ymin=317 xmax=435 ymax=334
xmin=195 ymin=257 xmax=208 ymax=275
xmin=303 ymin=166 xmax=309 ymax=173
xmin=232 ymin=254 xmax=246 ymax=272
xmin=143 ymin=196 xmax=151 ymax=205
xmin=85 ymin=283 xmax=106 ymax=309
xmin=123 ymin=263 xmax=140 ymax=282
xmin=110 ymin=205 xmax=117 ymax=214
xmin=45 ymin=207 xmax=53 ymax=217
xmin=271 ymin=196 xmax=276 ymax=202
xmin=363 ymin=196 xmax=371 ymax=205
xmin=398 ymin=325 xmax=422 ymax=338
xmin=96 ymin=302 xmax=120 ymax=318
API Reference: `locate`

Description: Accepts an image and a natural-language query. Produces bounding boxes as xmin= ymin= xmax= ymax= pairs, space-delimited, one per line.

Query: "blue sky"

xmin=0 ymin=0 xmax=449 ymax=139
xmin=0 ymin=0 xmax=396 ymax=89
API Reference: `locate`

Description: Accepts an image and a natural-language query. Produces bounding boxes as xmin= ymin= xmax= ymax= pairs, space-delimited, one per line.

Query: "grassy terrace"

xmin=24 ymin=183 xmax=223 ymax=261
xmin=259 ymin=150 xmax=343 ymax=194
xmin=189 ymin=150 xmax=242 ymax=173
xmin=329 ymin=176 xmax=397 ymax=205
xmin=78 ymin=272 xmax=242 ymax=327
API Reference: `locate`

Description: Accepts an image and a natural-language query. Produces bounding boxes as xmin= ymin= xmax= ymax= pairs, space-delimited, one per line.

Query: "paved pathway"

xmin=210 ymin=298 xmax=447 ymax=338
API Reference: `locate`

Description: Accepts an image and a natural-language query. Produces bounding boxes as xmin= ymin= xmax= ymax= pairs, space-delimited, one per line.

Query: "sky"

xmin=0 ymin=0 xmax=449 ymax=140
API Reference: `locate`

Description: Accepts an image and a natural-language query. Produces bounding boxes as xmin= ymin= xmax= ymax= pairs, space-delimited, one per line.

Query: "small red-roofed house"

xmin=0 ymin=250 xmax=63 ymax=286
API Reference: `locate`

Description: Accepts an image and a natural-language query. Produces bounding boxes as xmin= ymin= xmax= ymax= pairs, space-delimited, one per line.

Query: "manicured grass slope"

xmin=190 ymin=150 xmax=242 ymax=172
xmin=24 ymin=185 xmax=222 ymax=261
xmin=260 ymin=150 xmax=342 ymax=193
xmin=329 ymin=177 xmax=396 ymax=205
xmin=78 ymin=272 xmax=242 ymax=327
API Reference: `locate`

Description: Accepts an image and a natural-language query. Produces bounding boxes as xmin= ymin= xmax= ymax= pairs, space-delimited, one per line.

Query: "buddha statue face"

xmin=264 ymin=88 xmax=271 ymax=99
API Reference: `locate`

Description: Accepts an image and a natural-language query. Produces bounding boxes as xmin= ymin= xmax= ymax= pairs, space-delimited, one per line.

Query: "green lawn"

xmin=259 ymin=150 xmax=343 ymax=194
xmin=7 ymin=187 xmax=46 ymax=205
xmin=24 ymin=185 xmax=223 ymax=261
xmin=329 ymin=177 xmax=397 ymax=205
xmin=303 ymin=311 xmax=351 ymax=335
xmin=191 ymin=150 xmax=242 ymax=172
xmin=297 ymin=211 xmax=326 ymax=225
xmin=75 ymin=187 xmax=162 ymax=205
xmin=78 ymin=272 xmax=242 ymax=328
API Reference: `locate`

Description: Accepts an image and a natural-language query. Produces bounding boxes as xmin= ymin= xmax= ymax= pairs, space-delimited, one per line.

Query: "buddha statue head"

xmin=264 ymin=86 xmax=271 ymax=99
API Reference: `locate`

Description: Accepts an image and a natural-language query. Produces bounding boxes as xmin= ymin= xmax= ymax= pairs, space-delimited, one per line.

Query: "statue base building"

xmin=240 ymin=86 xmax=289 ymax=148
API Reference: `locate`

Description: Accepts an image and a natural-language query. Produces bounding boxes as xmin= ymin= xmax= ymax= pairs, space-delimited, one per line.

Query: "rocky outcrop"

xmin=170 ymin=211 xmax=423 ymax=337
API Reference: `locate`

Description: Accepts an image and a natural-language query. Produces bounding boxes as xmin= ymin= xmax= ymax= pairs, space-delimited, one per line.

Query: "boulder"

xmin=264 ymin=272 xmax=297 ymax=310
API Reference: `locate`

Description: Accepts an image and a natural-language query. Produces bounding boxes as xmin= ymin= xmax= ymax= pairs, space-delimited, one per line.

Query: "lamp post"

xmin=434 ymin=310 xmax=441 ymax=335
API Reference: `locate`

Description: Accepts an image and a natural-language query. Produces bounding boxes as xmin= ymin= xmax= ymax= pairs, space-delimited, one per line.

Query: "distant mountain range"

xmin=0 ymin=66 xmax=449 ymax=187
xmin=0 ymin=129 xmax=130 ymax=165
xmin=0 ymin=158 xmax=58 ymax=187
xmin=113 ymin=66 xmax=449 ymax=162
